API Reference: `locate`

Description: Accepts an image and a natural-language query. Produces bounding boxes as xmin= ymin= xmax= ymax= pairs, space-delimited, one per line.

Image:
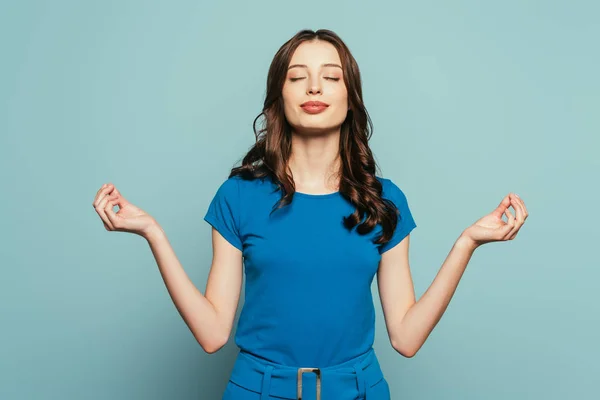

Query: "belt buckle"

xmin=297 ymin=367 xmax=321 ymax=400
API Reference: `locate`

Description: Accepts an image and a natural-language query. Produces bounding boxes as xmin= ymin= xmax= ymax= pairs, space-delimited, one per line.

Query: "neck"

xmin=287 ymin=129 xmax=341 ymax=193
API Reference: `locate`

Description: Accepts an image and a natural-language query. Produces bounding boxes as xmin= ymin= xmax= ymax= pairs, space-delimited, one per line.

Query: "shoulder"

xmin=213 ymin=174 xmax=273 ymax=198
xmin=212 ymin=175 xmax=242 ymax=197
xmin=376 ymin=176 xmax=390 ymax=190
xmin=376 ymin=176 xmax=408 ymax=203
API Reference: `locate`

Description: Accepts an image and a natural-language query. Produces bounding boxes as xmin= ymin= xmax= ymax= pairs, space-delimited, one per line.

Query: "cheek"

xmin=281 ymin=98 xmax=299 ymax=124
xmin=329 ymin=84 xmax=348 ymax=102
xmin=333 ymin=93 xmax=350 ymax=119
xmin=281 ymin=89 xmax=299 ymax=108
xmin=332 ymin=92 xmax=349 ymax=110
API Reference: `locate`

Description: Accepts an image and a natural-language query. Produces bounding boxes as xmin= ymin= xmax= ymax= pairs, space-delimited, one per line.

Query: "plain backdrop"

xmin=1 ymin=0 xmax=598 ymax=399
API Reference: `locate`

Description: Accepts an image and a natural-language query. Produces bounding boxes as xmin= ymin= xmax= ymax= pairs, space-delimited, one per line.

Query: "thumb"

xmin=104 ymin=197 xmax=122 ymax=228
xmin=112 ymin=188 xmax=129 ymax=206
xmin=492 ymin=195 xmax=511 ymax=219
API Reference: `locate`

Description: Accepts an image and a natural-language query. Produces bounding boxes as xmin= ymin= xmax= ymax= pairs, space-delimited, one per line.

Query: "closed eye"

xmin=289 ymin=77 xmax=340 ymax=82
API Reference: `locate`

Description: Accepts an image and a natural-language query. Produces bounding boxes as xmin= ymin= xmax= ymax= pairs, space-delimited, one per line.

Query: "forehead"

xmin=288 ymin=40 xmax=341 ymax=66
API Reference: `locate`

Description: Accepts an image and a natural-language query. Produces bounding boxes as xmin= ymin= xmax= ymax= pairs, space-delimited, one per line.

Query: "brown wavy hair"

xmin=229 ymin=28 xmax=401 ymax=247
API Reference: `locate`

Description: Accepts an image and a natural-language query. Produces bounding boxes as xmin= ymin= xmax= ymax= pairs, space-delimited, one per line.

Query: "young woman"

xmin=92 ymin=29 xmax=528 ymax=400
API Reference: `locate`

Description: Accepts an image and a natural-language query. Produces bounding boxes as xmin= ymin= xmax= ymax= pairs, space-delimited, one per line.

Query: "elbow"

xmin=202 ymin=338 xmax=226 ymax=354
xmin=396 ymin=346 xmax=418 ymax=358
xmin=401 ymin=348 xmax=417 ymax=358
xmin=392 ymin=340 xmax=419 ymax=358
xmin=203 ymin=346 xmax=220 ymax=355
xmin=200 ymin=332 xmax=229 ymax=354
xmin=202 ymin=343 xmax=218 ymax=354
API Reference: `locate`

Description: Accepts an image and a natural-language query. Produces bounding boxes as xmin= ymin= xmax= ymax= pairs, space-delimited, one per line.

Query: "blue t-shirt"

xmin=204 ymin=175 xmax=416 ymax=367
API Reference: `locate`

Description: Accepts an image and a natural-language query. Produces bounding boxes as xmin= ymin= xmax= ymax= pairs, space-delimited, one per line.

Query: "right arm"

xmin=145 ymin=224 xmax=243 ymax=354
xmin=92 ymin=182 xmax=242 ymax=354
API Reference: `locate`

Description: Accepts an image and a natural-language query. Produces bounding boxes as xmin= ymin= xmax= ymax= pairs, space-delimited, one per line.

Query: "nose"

xmin=307 ymin=77 xmax=322 ymax=95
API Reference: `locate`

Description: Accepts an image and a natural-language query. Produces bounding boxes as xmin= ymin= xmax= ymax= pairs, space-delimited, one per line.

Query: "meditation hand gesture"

xmin=461 ymin=193 xmax=529 ymax=248
xmin=92 ymin=183 xmax=158 ymax=238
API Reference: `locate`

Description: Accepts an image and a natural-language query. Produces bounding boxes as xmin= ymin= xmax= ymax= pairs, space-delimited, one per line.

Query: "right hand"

xmin=92 ymin=183 xmax=159 ymax=239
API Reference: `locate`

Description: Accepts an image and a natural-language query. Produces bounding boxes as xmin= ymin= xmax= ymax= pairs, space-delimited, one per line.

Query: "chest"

xmin=240 ymin=197 xmax=382 ymax=283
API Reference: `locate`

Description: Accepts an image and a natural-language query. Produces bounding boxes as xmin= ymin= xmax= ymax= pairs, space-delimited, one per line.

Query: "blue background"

xmin=1 ymin=1 xmax=597 ymax=398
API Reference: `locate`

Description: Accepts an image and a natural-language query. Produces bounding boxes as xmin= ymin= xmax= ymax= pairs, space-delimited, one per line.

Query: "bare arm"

xmin=383 ymin=193 xmax=527 ymax=357
xmin=392 ymin=235 xmax=477 ymax=357
xmin=145 ymin=224 xmax=243 ymax=354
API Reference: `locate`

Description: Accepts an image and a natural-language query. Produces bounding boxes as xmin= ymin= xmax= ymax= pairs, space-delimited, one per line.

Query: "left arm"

xmin=378 ymin=234 xmax=477 ymax=358
xmin=378 ymin=192 xmax=528 ymax=357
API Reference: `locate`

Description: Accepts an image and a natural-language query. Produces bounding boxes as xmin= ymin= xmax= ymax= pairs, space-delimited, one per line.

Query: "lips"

xmin=301 ymin=101 xmax=329 ymax=107
xmin=301 ymin=101 xmax=329 ymax=114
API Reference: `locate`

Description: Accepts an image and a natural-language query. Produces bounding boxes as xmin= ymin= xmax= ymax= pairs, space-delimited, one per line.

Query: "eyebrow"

xmin=287 ymin=63 xmax=342 ymax=70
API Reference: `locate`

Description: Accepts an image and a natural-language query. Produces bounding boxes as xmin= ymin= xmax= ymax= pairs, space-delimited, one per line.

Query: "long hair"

xmin=229 ymin=28 xmax=401 ymax=247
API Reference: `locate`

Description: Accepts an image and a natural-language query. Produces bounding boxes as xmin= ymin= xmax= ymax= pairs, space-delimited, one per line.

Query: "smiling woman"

xmin=92 ymin=27 xmax=528 ymax=400
xmin=208 ymin=28 xmax=400 ymax=400
xmin=283 ymin=43 xmax=349 ymax=129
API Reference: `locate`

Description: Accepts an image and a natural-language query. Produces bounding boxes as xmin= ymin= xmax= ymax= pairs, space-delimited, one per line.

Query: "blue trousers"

xmin=222 ymin=347 xmax=391 ymax=399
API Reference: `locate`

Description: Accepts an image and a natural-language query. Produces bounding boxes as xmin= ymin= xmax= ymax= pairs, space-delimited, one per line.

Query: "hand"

xmin=461 ymin=193 xmax=529 ymax=248
xmin=92 ymin=183 xmax=159 ymax=239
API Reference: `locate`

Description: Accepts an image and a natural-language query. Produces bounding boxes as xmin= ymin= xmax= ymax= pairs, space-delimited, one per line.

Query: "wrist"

xmin=457 ymin=233 xmax=479 ymax=252
xmin=143 ymin=223 xmax=165 ymax=242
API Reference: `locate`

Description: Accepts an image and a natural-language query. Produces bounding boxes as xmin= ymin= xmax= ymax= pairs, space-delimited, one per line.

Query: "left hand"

xmin=461 ymin=193 xmax=528 ymax=248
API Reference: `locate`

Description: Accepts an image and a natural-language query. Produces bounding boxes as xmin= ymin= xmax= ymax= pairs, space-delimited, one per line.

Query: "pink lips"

xmin=301 ymin=101 xmax=329 ymax=114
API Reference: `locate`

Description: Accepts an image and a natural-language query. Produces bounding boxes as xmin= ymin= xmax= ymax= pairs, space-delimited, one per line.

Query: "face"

xmin=282 ymin=40 xmax=348 ymax=135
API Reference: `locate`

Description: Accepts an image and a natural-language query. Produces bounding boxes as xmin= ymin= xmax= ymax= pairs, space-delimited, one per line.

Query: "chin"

xmin=293 ymin=124 xmax=343 ymax=136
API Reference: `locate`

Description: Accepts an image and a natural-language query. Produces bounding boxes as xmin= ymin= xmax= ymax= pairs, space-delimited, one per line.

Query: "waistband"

xmin=229 ymin=347 xmax=384 ymax=399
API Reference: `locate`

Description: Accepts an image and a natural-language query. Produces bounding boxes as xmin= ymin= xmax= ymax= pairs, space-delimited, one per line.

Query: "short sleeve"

xmin=203 ymin=177 xmax=243 ymax=251
xmin=378 ymin=178 xmax=417 ymax=254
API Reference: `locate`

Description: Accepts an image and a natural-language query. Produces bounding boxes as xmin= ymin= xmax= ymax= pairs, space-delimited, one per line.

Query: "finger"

xmin=504 ymin=207 xmax=515 ymax=223
xmin=512 ymin=194 xmax=528 ymax=229
xmin=510 ymin=194 xmax=524 ymax=225
xmin=507 ymin=223 xmax=520 ymax=240
xmin=508 ymin=195 xmax=526 ymax=240
xmin=502 ymin=208 xmax=516 ymax=240
xmin=96 ymin=193 xmax=119 ymax=230
xmin=492 ymin=194 xmax=511 ymax=219
xmin=515 ymin=194 xmax=528 ymax=220
xmin=93 ymin=184 xmax=115 ymax=208
xmin=111 ymin=187 xmax=129 ymax=206
xmin=97 ymin=193 xmax=118 ymax=230
xmin=105 ymin=197 xmax=122 ymax=230
xmin=93 ymin=183 xmax=111 ymax=203
xmin=506 ymin=206 xmax=520 ymax=240
xmin=94 ymin=184 xmax=107 ymax=197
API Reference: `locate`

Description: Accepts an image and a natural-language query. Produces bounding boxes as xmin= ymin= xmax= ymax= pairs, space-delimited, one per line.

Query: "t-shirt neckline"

xmin=293 ymin=191 xmax=341 ymax=199
xmin=265 ymin=175 xmax=341 ymax=199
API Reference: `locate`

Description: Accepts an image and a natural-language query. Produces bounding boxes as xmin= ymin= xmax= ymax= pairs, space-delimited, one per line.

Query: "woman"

xmin=92 ymin=29 xmax=528 ymax=400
